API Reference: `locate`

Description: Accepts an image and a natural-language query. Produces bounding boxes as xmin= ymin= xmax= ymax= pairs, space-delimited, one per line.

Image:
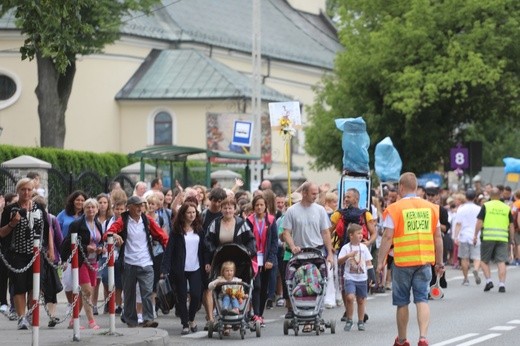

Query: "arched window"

xmin=0 ymin=71 xmax=21 ymax=110
xmin=154 ymin=112 xmax=172 ymax=145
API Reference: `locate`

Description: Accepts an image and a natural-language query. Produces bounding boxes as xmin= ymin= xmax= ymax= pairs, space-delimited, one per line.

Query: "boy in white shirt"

xmin=338 ymin=223 xmax=373 ymax=332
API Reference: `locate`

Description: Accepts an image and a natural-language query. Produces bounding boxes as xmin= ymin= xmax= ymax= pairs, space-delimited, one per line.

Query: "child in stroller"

xmin=208 ymin=261 xmax=247 ymax=316
xmin=207 ymin=243 xmax=260 ymax=339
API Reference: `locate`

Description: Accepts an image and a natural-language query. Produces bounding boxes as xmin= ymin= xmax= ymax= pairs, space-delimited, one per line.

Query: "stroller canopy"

xmin=210 ymin=243 xmax=254 ymax=283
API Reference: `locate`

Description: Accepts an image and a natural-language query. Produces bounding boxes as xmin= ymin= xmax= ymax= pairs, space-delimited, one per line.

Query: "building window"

xmin=0 ymin=71 xmax=20 ymax=110
xmin=154 ymin=112 xmax=172 ymax=145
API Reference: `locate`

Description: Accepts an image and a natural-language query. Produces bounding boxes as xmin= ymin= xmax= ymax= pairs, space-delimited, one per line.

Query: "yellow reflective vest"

xmin=482 ymin=200 xmax=510 ymax=243
xmin=384 ymin=197 xmax=439 ymax=267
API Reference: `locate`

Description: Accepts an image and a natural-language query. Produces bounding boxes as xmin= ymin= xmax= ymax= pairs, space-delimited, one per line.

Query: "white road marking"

xmin=489 ymin=325 xmax=516 ymax=331
xmin=456 ymin=333 xmax=501 ymax=346
xmin=431 ymin=333 xmax=479 ymax=346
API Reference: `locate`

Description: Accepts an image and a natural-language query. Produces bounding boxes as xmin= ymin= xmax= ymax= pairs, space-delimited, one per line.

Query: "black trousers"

xmin=174 ymin=269 xmax=202 ymax=327
xmin=252 ymin=266 xmax=271 ymax=317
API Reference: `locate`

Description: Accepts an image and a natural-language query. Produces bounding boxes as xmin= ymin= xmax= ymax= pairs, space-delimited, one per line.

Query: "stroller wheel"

xmin=207 ymin=321 xmax=214 ymax=338
xmin=315 ymin=323 xmax=320 ymax=335
xmin=330 ymin=320 xmax=336 ymax=334
xmin=255 ymin=320 xmax=261 ymax=337
xmin=218 ymin=330 xmax=223 ymax=340
xmin=294 ymin=326 xmax=299 ymax=336
xmin=240 ymin=328 xmax=245 ymax=339
xmin=283 ymin=319 xmax=290 ymax=335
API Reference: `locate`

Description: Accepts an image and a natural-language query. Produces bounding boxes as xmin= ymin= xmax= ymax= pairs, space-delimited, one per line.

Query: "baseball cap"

xmin=465 ymin=188 xmax=476 ymax=200
xmin=127 ymin=195 xmax=145 ymax=206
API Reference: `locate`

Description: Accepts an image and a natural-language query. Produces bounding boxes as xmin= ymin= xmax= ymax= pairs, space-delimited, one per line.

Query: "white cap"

xmin=425 ymin=181 xmax=438 ymax=189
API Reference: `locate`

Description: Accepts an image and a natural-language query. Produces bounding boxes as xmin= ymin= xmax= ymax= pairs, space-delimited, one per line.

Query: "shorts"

xmin=458 ymin=242 xmax=480 ymax=260
xmin=480 ymin=241 xmax=509 ymax=263
xmin=344 ymin=279 xmax=368 ymax=299
xmin=8 ymin=253 xmax=33 ymax=295
xmin=79 ymin=262 xmax=98 ymax=287
xmin=391 ymin=264 xmax=431 ymax=306
xmin=515 ymin=232 xmax=520 ymax=246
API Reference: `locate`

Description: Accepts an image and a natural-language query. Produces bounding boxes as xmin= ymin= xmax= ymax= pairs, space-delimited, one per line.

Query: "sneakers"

xmin=181 ymin=327 xmax=190 ymax=335
xmin=228 ymin=307 xmax=239 ymax=315
xmin=140 ymin=320 xmax=159 ymax=328
xmin=357 ymin=321 xmax=365 ymax=331
xmin=266 ymin=298 xmax=273 ymax=309
xmin=344 ymin=319 xmax=353 ymax=331
xmin=363 ymin=313 xmax=369 ymax=323
xmin=17 ymin=317 xmax=30 ymax=330
xmin=341 ymin=311 xmax=347 ymax=322
xmin=8 ymin=311 xmax=18 ymax=321
xmin=498 ymin=286 xmax=506 ymax=293
xmin=48 ymin=317 xmax=59 ymax=328
xmin=115 ymin=305 xmax=122 ymax=315
xmin=462 ymin=279 xmax=469 ymax=286
xmin=418 ymin=338 xmax=429 ymax=346
xmin=189 ymin=321 xmax=197 ymax=332
xmin=93 ymin=306 xmax=99 ymax=316
xmin=137 ymin=313 xmax=143 ymax=324
xmin=0 ymin=304 xmax=8 ymax=314
xmin=276 ymin=298 xmax=285 ymax=307
xmin=473 ymin=270 xmax=481 ymax=285
xmin=484 ymin=281 xmax=494 ymax=292
xmin=284 ymin=310 xmax=294 ymax=319
xmin=393 ymin=337 xmax=411 ymax=346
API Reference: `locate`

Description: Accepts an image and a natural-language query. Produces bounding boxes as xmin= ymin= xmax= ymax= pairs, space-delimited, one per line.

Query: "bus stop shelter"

xmin=129 ymin=145 xmax=260 ymax=190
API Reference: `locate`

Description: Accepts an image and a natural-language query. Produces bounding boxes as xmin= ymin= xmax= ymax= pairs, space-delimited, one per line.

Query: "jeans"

xmin=222 ymin=294 xmax=239 ymax=310
xmin=391 ymin=263 xmax=431 ymax=306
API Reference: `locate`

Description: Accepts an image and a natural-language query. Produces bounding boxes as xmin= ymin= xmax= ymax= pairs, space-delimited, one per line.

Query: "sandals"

xmin=88 ymin=320 xmax=100 ymax=330
xmin=189 ymin=321 xmax=198 ymax=333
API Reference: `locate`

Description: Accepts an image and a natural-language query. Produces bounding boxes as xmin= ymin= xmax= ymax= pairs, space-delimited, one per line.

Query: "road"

xmin=1 ymin=265 xmax=518 ymax=345
xmin=162 ymin=265 xmax=520 ymax=345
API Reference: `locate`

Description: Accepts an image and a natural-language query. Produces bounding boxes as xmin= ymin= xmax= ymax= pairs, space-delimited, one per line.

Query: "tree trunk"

xmin=35 ymin=51 xmax=76 ymax=148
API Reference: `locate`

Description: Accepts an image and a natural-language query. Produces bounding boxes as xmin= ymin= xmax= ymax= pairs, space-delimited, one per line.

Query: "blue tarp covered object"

xmin=375 ymin=137 xmax=402 ymax=182
xmin=503 ymin=157 xmax=520 ymax=174
xmin=335 ymin=117 xmax=370 ymax=173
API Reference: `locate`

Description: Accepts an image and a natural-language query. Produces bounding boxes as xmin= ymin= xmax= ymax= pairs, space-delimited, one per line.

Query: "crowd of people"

xmin=0 ymin=172 xmax=518 ymax=345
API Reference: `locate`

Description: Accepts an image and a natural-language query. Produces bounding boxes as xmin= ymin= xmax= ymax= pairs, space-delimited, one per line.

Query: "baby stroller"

xmin=284 ymin=247 xmax=336 ymax=336
xmin=207 ymin=243 xmax=260 ymax=339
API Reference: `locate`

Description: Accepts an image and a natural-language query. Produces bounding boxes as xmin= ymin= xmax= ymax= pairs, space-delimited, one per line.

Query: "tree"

xmin=0 ymin=0 xmax=159 ymax=147
xmin=306 ymin=0 xmax=520 ymax=173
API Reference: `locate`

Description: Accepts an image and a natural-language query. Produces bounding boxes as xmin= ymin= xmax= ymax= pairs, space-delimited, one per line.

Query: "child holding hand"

xmin=208 ymin=261 xmax=246 ymax=315
xmin=338 ymin=223 xmax=373 ymax=332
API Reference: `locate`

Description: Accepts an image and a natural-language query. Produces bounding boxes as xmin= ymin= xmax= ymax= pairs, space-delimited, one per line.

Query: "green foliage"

xmin=0 ymin=145 xmax=133 ymax=176
xmin=307 ymin=0 xmax=520 ymax=174
xmin=1 ymin=0 xmax=159 ymax=74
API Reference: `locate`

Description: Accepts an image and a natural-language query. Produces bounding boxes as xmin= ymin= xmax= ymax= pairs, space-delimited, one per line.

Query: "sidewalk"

xmin=0 ymin=291 xmax=169 ymax=346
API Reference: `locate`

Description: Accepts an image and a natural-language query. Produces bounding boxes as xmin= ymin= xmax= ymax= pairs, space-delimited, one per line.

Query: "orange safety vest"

xmin=384 ymin=197 xmax=439 ymax=267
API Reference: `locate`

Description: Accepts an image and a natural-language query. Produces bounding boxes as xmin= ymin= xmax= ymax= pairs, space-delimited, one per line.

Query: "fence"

xmin=1 ymin=167 xmax=135 ymax=215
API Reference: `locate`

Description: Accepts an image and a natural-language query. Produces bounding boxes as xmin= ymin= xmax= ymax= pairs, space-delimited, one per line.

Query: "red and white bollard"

xmin=71 ymin=232 xmax=80 ymax=341
xmin=32 ymin=235 xmax=40 ymax=346
xmin=107 ymin=234 xmax=116 ymax=334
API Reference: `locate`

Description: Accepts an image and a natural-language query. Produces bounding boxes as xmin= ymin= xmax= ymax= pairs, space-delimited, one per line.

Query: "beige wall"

xmin=287 ymin=0 xmax=326 ymax=14
xmin=0 ymin=31 xmax=341 ymax=187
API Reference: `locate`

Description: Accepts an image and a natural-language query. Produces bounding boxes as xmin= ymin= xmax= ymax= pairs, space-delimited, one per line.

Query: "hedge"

xmin=0 ymin=144 xmax=133 ymax=176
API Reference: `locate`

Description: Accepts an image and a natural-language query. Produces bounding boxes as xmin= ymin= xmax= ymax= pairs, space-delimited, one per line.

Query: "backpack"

xmin=332 ymin=207 xmax=369 ymax=250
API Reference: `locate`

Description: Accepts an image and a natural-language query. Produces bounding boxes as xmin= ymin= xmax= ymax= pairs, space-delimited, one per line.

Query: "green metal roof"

xmin=129 ymin=145 xmax=260 ymax=162
xmin=121 ymin=0 xmax=341 ymax=69
xmin=116 ymin=49 xmax=292 ymax=101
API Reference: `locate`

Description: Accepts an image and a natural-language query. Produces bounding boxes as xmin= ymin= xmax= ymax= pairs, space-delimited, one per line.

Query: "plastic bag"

xmin=335 ymin=117 xmax=370 ymax=173
xmin=503 ymin=157 xmax=520 ymax=174
xmin=375 ymin=137 xmax=402 ymax=182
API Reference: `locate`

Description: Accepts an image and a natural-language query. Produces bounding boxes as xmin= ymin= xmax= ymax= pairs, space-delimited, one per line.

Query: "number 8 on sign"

xmin=455 ymin=152 xmax=465 ymax=165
